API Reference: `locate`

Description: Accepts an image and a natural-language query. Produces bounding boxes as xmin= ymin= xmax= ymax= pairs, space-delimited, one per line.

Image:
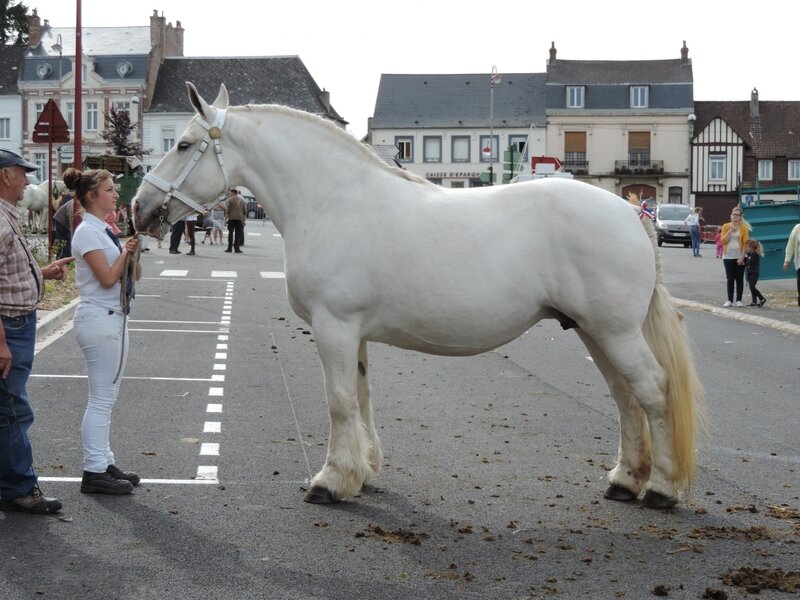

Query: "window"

xmin=789 ymin=159 xmax=800 ymax=181
xmin=508 ymin=135 xmax=528 ymax=160
xmin=709 ymin=155 xmax=726 ymax=181
xmin=113 ymin=101 xmax=131 ymax=117
xmin=628 ymin=131 xmax=651 ymax=165
xmin=423 ymin=136 xmax=441 ymax=163
xmin=758 ymin=159 xmax=773 ymax=181
xmin=395 ymin=136 xmax=413 ymax=162
xmin=479 ymin=135 xmax=499 ymax=162
xmin=564 ymin=131 xmax=587 ymax=171
xmin=33 ymin=152 xmax=46 ymax=178
xmin=34 ymin=102 xmax=45 ymax=122
xmin=86 ymin=102 xmax=98 ymax=131
xmin=451 ymin=136 xmax=470 ymax=162
xmin=66 ymin=102 xmax=74 ymax=130
xmin=162 ymin=127 xmax=175 ymax=153
xmin=668 ymin=186 xmax=682 ymax=204
xmin=630 ymin=86 xmax=648 ymax=108
xmin=566 ymin=86 xmax=584 ymax=108
xmin=0 ymin=118 xmax=10 ymax=139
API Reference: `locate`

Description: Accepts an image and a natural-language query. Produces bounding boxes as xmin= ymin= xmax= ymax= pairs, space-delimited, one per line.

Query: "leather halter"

xmin=143 ymin=108 xmax=230 ymax=223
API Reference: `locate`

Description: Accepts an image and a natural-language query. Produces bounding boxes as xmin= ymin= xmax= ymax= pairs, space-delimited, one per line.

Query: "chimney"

xmin=750 ymin=88 xmax=760 ymax=118
xmin=319 ymin=89 xmax=331 ymax=112
xmin=28 ymin=8 xmax=42 ymax=47
xmin=150 ymin=10 xmax=165 ymax=50
xmin=680 ymin=40 xmax=689 ymax=64
xmin=173 ymin=20 xmax=184 ymax=57
xmin=549 ymin=42 xmax=557 ymax=65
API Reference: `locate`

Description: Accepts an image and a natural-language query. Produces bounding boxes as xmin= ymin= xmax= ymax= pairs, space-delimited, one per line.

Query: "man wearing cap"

xmin=0 ymin=149 xmax=72 ymax=514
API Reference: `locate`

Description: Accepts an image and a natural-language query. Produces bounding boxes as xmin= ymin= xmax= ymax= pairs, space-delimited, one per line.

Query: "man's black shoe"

xmin=186 ymin=251 xmax=195 ymax=256
xmin=106 ymin=465 xmax=140 ymax=486
xmin=81 ymin=471 xmax=134 ymax=495
xmin=234 ymin=249 xmax=243 ymax=253
xmin=224 ymin=248 xmax=232 ymax=252
xmin=0 ymin=485 xmax=62 ymax=514
xmin=169 ymin=250 xmax=181 ymax=254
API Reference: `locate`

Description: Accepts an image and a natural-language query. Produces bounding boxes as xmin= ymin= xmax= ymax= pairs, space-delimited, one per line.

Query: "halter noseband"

xmin=143 ymin=108 xmax=230 ymax=223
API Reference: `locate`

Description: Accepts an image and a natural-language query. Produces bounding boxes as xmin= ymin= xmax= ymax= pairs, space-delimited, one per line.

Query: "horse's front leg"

xmin=304 ymin=318 xmax=374 ymax=504
xmin=358 ymin=341 xmax=382 ymax=477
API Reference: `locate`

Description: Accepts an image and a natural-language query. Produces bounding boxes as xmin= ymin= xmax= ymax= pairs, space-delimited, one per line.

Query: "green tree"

xmin=1 ymin=0 xmax=29 ymax=45
xmin=100 ymin=106 xmax=150 ymax=158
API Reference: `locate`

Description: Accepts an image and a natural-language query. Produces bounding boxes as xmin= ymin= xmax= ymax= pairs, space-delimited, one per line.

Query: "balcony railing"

xmin=615 ymin=160 xmax=664 ymax=175
xmin=563 ymin=161 xmax=589 ymax=175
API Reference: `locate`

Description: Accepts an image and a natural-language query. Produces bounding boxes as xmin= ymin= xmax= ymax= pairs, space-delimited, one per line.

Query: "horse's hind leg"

xmin=304 ymin=317 xmax=374 ymax=504
xmin=586 ymin=330 xmax=681 ymax=507
xmin=577 ymin=331 xmax=651 ymax=501
xmin=357 ymin=341 xmax=382 ymax=477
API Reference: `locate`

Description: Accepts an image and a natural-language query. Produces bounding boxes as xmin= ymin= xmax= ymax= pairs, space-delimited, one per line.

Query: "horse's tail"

xmin=640 ymin=218 xmax=707 ymax=491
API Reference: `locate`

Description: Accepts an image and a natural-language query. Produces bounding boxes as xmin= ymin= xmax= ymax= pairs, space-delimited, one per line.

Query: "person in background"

xmin=53 ymin=192 xmax=78 ymax=259
xmin=168 ymin=218 xmax=184 ymax=255
xmin=211 ymin=199 xmax=225 ymax=246
xmin=714 ymin=230 xmax=723 ymax=259
xmin=224 ymin=188 xmax=246 ymax=253
xmin=684 ymin=206 xmax=704 ymax=257
xmin=184 ymin=213 xmax=197 ymax=256
xmin=105 ymin=209 xmax=121 ymax=235
xmin=200 ymin=211 xmax=214 ymax=244
xmin=744 ymin=239 xmax=766 ymax=307
xmin=783 ymin=220 xmax=800 ymax=310
xmin=720 ymin=206 xmax=750 ymax=307
xmin=64 ymin=166 xmax=142 ymax=496
xmin=0 ymin=149 xmax=72 ymax=515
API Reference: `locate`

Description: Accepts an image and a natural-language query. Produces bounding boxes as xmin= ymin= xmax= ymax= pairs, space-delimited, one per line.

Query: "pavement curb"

xmin=674 ymin=297 xmax=800 ymax=335
xmin=36 ymin=297 xmax=79 ymax=340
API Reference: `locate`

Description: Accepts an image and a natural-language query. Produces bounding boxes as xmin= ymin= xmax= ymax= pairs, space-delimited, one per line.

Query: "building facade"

xmin=369 ymin=73 xmax=547 ymax=188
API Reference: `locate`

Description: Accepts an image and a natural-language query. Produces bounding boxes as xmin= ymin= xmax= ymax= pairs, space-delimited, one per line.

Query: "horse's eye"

xmin=177 ymin=141 xmax=190 ymax=151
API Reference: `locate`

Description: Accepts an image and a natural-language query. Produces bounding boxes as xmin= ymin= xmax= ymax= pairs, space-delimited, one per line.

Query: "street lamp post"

xmin=51 ymin=34 xmax=63 ymax=177
xmin=488 ymin=66 xmax=502 ymax=186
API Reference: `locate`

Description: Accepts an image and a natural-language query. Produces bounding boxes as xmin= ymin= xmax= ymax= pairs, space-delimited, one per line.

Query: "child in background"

xmin=200 ymin=212 xmax=214 ymax=244
xmin=714 ymin=230 xmax=723 ymax=258
xmin=744 ymin=239 xmax=766 ymax=307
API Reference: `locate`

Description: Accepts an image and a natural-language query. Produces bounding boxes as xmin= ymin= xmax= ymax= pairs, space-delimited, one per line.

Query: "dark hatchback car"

xmin=654 ymin=203 xmax=692 ymax=247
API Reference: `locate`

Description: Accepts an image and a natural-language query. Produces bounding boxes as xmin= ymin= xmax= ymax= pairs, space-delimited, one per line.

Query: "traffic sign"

xmin=32 ymin=99 xmax=70 ymax=144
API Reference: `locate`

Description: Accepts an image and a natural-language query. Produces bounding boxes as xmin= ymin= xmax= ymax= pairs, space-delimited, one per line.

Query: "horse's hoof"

xmin=303 ymin=486 xmax=340 ymax=504
xmin=641 ymin=490 xmax=678 ymax=509
xmin=604 ymin=484 xmax=638 ymax=502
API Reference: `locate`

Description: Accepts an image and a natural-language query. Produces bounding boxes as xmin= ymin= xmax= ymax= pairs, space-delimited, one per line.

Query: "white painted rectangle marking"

xmin=212 ymin=271 xmax=238 ymax=278
xmin=211 ymin=374 xmax=225 ymax=382
xmin=200 ymin=443 xmax=220 ymax=456
xmin=213 ymin=364 xmax=226 ymax=371
xmin=216 ymin=344 xmax=228 ymax=350
xmin=196 ymin=465 xmax=218 ymax=480
xmin=159 ymin=270 xmax=188 ymax=277
xmin=206 ymin=403 xmax=223 ymax=413
xmin=204 ymin=422 xmax=221 ymax=433
xmin=260 ymin=271 xmax=286 ymax=279
xmin=218 ymin=335 xmax=228 ymax=341
xmin=208 ymin=387 xmax=224 ymax=397
xmin=215 ymin=352 xmax=227 ymax=360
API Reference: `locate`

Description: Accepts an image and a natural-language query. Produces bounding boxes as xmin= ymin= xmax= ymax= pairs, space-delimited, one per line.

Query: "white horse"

xmin=19 ymin=179 xmax=67 ymax=232
xmin=132 ymin=83 xmax=705 ymax=509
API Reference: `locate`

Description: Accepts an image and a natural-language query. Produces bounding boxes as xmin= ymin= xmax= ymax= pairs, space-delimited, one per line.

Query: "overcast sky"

xmin=27 ymin=0 xmax=800 ymax=139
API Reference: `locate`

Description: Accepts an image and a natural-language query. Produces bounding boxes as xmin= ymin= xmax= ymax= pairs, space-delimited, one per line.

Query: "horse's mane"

xmin=233 ymin=104 xmax=435 ymax=187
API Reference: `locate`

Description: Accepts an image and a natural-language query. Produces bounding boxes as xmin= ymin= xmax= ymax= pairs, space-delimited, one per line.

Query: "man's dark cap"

xmin=0 ymin=149 xmax=38 ymax=172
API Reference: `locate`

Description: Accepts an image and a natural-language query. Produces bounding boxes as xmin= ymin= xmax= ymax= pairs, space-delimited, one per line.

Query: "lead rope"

xmin=113 ymin=238 xmax=140 ymax=384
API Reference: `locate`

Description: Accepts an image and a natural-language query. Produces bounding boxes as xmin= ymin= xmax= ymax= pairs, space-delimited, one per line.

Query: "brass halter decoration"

xmin=142 ymin=108 xmax=230 ymax=224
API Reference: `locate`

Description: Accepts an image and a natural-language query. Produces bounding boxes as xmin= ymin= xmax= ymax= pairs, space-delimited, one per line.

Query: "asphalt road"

xmin=1 ymin=222 xmax=797 ymax=599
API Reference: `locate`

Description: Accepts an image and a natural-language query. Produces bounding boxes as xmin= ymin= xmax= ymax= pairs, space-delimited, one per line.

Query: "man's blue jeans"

xmin=0 ymin=311 xmax=38 ymax=501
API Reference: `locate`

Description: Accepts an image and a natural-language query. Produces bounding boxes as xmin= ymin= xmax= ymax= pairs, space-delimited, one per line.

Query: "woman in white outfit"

xmin=65 ymin=167 xmax=142 ymax=495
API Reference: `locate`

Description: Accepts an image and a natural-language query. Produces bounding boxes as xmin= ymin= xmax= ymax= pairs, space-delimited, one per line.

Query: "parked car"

xmin=654 ymin=203 xmax=692 ymax=247
xmin=244 ymin=196 xmax=266 ymax=220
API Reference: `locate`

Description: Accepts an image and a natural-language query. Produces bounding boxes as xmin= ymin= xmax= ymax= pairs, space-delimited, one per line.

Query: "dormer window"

xmin=116 ymin=61 xmax=133 ymax=78
xmin=631 ymin=86 xmax=648 ymax=108
xmin=36 ymin=63 xmax=52 ymax=79
xmin=566 ymin=86 xmax=584 ymax=108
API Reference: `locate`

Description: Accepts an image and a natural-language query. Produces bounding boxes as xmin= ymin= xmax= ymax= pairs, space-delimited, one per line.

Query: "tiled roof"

xmin=371 ymin=73 xmax=547 ymax=128
xmin=149 ymin=56 xmax=344 ymax=123
xmin=0 ymin=44 xmax=25 ymax=94
xmin=546 ymin=59 xmax=693 ymax=85
xmin=27 ymin=26 xmax=151 ymax=57
xmin=694 ymin=100 xmax=800 ymax=157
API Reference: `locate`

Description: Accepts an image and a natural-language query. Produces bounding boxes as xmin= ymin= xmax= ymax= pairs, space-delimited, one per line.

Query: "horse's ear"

xmin=212 ymin=84 xmax=229 ymax=109
xmin=186 ymin=82 xmax=211 ymax=118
